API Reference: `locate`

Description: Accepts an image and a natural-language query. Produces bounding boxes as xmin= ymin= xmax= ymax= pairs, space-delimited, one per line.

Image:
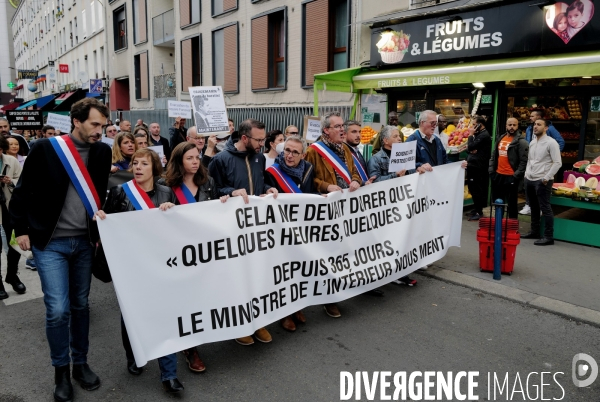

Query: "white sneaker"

xmin=519 ymin=205 xmax=531 ymax=215
xmin=418 ymin=265 xmax=429 ymax=271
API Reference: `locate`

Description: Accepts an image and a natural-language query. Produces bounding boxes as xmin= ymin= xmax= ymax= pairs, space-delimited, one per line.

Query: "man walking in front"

xmin=10 ymin=98 xmax=112 ymax=401
xmin=208 ymin=118 xmax=278 ymax=346
xmin=522 ymin=119 xmax=562 ymax=245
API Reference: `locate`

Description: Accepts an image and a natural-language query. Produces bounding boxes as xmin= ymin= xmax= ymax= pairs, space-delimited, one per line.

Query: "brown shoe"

xmin=182 ymin=347 xmax=206 ymax=372
xmin=294 ymin=310 xmax=306 ymax=323
xmin=254 ymin=327 xmax=272 ymax=343
xmin=235 ymin=336 xmax=254 ymax=346
xmin=324 ymin=303 xmax=341 ymax=318
xmin=281 ymin=316 xmax=296 ymax=332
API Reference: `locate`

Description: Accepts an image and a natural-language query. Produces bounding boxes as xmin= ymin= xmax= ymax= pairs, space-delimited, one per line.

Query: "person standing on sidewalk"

xmin=520 ymin=110 xmax=565 ymax=215
xmin=9 ymin=98 xmax=112 ymax=402
xmin=489 ymin=118 xmax=529 ymax=219
xmin=465 ymin=115 xmax=492 ymax=221
xmin=522 ymin=119 xmax=562 ymax=245
xmin=169 ymin=117 xmax=187 ymax=152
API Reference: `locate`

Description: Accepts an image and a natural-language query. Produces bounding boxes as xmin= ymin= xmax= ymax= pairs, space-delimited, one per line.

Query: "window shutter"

xmin=138 ymin=0 xmax=147 ymax=42
xmin=181 ymin=38 xmax=192 ymax=91
xmin=179 ymin=0 xmax=190 ymax=27
xmin=304 ymin=0 xmax=329 ymax=86
xmin=223 ymin=24 xmax=238 ymax=93
xmin=140 ymin=52 xmax=149 ymax=98
xmin=251 ymin=16 xmax=268 ymax=90
xmin=223 ymin=0 xmax=236 ymax=12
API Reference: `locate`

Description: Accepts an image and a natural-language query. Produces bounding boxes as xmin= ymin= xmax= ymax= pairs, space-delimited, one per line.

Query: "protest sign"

xmin=149 ymin=145 xmax=166 ymax=166
xmin=101 ymin=136 xmax=114 ymax=147
xmin=46 ymin=113 xmax=72 ymax=133
xmin=303 ymin=116 xmax=322 ymax=142
xmin=168 ymin=100 xmax=192 ymax=119
xmin=389 ymin=142 xmax=417 ymax=172
xmin=98 ymin=163 xmax=464 ymax=366
xmin=6 ymin=110 xmax=43 ymax=129
xmin=189 ymin=86 xmax=229 ymax=137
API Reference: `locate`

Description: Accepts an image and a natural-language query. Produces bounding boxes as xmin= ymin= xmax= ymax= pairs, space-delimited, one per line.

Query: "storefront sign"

xmin=481 ymin=95 xmax=492 ymax=104
xmin=17 ymin=70 xmax=38 ymax=80
xmin=371 ymin=0 xmax=600 ymax=67
xmin=6 ymin=110 xmax=43 ymax=129
xmin=59 ymin=64 xmax=69 ymax=73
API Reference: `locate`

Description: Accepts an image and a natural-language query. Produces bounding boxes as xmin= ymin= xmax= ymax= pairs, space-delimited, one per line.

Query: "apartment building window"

xmin=133 ymin=0 xmax=147 ymax=44
xmin=180 ymin=0 xmax=200 ymax=28
xmin=212 ymin=0 xmax=237 ymax=17
xmin=212 ymin=23 xmax=238 ymax=93
xmin=134 ymin=51 xmax=149 ymax=99
xmin=301 ymin=0 xmax=350 ymax=87
xmin=81 ymin=10 xmax=86 ymax=39
xmin=251 ymin=9 xmax=286 ymax=91
xmin=91 ymin=1 xmax=96 ymax=33
xmin=113 ymin=6 xmax=127 ymax=51
xmin=181 ymin=35 xmax=201 ymax=92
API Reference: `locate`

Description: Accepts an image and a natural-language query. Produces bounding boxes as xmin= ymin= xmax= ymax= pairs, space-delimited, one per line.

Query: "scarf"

xmin=274 ymin=153 xmax=306 ymax=181
xmin=321 ymin=132 xmax=346 ymax=161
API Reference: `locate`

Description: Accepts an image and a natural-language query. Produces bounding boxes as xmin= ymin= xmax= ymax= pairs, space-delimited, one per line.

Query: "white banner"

xmin=98 ymin=163 xmax=465 ymax=366
xmin=46 ymin=113 xmax=71 ymax=133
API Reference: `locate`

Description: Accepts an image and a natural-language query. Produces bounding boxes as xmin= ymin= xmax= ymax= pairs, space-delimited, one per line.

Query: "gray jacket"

xmin=367 ymin=149 xmax=397 ymax=183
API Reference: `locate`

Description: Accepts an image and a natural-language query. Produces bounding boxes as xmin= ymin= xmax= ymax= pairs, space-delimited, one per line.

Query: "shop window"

xmin=302 ymin=0 xmax=350 ymax=87
xmin=212 ymin=0 xmax=237 ymax=17
xmin=113 ymin=6 xmax=127 ymax=51
xmin=181 ymin=36 xmax=202 ymax=92
xmin=251 ymin=10 xmax=286 ymax=91
xmin=132 ymin=0 xmax=147 ymax=44
xmin=212 ymin=23 xmax=238 ymax=93
xmin=134 ymin=51 xmax=149 ymax=99
xmin=180 ymin=0 xmax=200 ymax=28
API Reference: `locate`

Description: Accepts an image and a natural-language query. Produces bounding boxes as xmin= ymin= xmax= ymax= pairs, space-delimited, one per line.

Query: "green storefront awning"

xmin=313 ymin=67 xmax=363 ymax=93
xmin=352 ymin=51 xmax=600 ymax=90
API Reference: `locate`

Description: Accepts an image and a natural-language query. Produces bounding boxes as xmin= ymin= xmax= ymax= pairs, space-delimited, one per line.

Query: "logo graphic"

xmin=572 ymin=353 xmax=598 ymax=387
xmin=376 ymin=30 xmax=411 ymax=64
xmin=545 ymin=0 xmax=595 ymax=44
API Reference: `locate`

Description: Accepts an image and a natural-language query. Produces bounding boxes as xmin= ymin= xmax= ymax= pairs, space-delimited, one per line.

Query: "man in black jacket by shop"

xmin=9 ymin=98 xmax=112 ymax=402
xmin=488 ymin=117 xmax=529 ymax=219
xmin=466 ymin=115 xmax=492 ymax=221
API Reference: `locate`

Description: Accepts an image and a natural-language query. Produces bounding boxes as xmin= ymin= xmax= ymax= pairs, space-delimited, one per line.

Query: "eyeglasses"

xmin=248 ymin=136 xmax=266 ymax=144
xmin=189 ymin=136 xmax=204 ymax=141
xmin=423 ymin=121 xmax=438 ymax=127
xmin=284 ymin=148 xmax=302 ymax=157
xmin=288 ymin=132 xmax=299 ymax=135
xmin=329 ymin=124 xmax=344 ymax=130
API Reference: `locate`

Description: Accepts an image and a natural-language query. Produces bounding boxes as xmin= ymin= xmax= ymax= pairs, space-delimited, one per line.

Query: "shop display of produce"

xmin=553 ymin=175 xmax=600 ymax=202
xmin=511 ymin=103 xmax=580 ymax=121
xmin=567 ymin=99 xmax=582 ymax=120
xmin=561 ymin=131 xmax=579 ymax=140
xmin=448 ymin=117 xmax=471 ymax=154
xmin=573 ymin=160 xmax=591 ymax=172
xmin=561 ymin=150 xmax=578 ymax=158
xmin=360 ymin=126 xmax=377 ymax=144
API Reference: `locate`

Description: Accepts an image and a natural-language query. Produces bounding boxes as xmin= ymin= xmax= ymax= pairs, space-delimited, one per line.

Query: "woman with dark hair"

xmin=7 ymin=136 xmax=27 ymax=165
xmin=111 ymin=132 xmax=136 ymax=172
xmin=95 ymin=148 xmax=184 ymax=394
xmin=160 ymin=141 xmax=228 ymax=372
xmin=263 ymin=129 xmax=284 ymax=169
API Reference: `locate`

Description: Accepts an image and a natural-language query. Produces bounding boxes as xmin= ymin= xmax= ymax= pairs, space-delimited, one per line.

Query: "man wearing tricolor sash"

xmin=9 ymin=98 xmax=112 ymax=402
xmin=305 ymin=111 xmax=363 ymax=318
xmin=343 ymin=119 xmax=376 ymax=186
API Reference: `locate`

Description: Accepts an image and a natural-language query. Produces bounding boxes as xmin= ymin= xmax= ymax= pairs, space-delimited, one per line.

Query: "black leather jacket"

xmin=103 ymin=183 xmax=176 ymax=213
xmin=156 ymin=177 xmax=219 ymax=203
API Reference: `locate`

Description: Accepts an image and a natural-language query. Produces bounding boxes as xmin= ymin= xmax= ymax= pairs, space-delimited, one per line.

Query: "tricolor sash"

xmin=173 ymin=183 xmax=197 ymax=204
xmin=266 ymin=164 xmax=302 ymax=194
xmin=49 ymin=135 xmax=101 ymax=219
xmin=122 ymin=180 xmax=156 ymax=211
xmin=309 ymin=142 xmax=351 ymax=184
xmin=350 ymin=152 xmax=369 ymax=182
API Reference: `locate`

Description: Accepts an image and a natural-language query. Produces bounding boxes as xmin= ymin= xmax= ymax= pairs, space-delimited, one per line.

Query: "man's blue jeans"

xmin=33 ymin=236 xmax=94 ymax=367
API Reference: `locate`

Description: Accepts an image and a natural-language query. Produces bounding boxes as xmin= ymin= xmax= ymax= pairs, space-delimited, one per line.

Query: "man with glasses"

xmin=305 ymin=111 xmax=363 ymax=319
xmin=284 ymin=125 xmax=299 ymax=139
xmin=406 ymin=110 xmax=467 ymax=173
xmin=105 ymin=125 xmax=118 ymax=139
xmin=187 ymin=126 xmax=217 ymax=168
xmin=208 ymin=119 xmax=278 ymax=346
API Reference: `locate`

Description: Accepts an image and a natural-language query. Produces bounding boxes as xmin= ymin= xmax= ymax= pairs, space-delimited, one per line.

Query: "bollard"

xmin=493 ymin=198 xmax=505 ymax=280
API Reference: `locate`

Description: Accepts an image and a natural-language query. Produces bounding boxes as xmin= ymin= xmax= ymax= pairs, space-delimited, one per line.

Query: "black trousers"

xmin=491 ymin=173 xmax=520 ymax=219
xmin=526 ymin=179 xmax=554 ymax=239
xmin=0 ymin=204 xmax=22 ymax=281
xmin=467 ymin=166 xmax=488 ymax=215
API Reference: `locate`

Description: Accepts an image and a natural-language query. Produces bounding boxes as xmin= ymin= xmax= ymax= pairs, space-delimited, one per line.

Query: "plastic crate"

xmin=477 ymin=229 xmax=520 ymax=275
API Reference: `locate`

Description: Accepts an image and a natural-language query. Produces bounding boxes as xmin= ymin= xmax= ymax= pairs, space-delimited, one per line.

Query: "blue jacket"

xmin=405 ymin=130 xmax=449 ymax=168
xmin=525 ymin=123 xmax=565 ymax=151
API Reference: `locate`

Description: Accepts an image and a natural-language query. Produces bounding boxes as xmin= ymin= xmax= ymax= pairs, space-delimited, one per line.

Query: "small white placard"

xmin=101 ymin=136 xmax=114 ymax=147
xmin=46 ymin=113 xmax=72 ymax=134
xmin=149 ymin=145 xmax=166 ymax=166
xmin=388 ymin=141 xmax=417 ymax=172
xmin=303 ymin=116 xmax=322 ymax=142
xmin=168 ymin=100 xmax=192 ymax=119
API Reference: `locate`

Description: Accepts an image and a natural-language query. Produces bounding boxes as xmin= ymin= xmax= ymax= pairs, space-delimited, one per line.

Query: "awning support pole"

xmin=313 ymin=80 xmax=319 ymax=117
xmin=350 ymin=90 xmax=360 ymax=120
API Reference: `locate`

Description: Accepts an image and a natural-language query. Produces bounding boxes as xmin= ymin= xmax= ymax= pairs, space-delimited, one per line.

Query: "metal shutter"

xmin=304 ymin=0 xmax=329 ymax=86
xmin=179 ymin=0 xmax=190 ymax=27
xmin=251 ymin=16 xmax=268 ymax=90
xmin=140 ymin=52 xmax=149 ymax=99
xmin=181 ymin=38 xmax=193 ymax=91
xmin=223 ymin=25 xmax=238 ymax=93
xmin=138 ymin=0 xmax=147 ymax=43
xmin=223 ymin=0 xmax=236 ymax=12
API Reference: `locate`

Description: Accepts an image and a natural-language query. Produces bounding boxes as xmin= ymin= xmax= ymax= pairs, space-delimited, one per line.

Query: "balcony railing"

xmin=153 ymin=9 xmax=175 ymax=47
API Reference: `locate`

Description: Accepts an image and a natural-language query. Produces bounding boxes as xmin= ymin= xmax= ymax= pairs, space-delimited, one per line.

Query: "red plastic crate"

xmin=479 ymin=218 xmax=520 ymax=231
xmin=477 ymin=229 xmax=520 ymax=275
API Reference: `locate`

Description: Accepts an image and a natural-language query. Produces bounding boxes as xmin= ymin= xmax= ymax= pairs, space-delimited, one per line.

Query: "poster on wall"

xmin=360 ymin=94 xmax=387 ymax=134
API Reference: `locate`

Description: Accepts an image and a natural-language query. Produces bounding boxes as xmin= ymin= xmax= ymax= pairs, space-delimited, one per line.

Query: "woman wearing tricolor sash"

xmin=95 ymin=149 xmax=185 ymax=394
xmin=161 ymin=141 xmax=229 ymax=373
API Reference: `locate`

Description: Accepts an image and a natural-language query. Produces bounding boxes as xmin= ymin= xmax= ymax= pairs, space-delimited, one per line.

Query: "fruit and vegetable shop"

xmin=313 ymin=0 xmax=600 ymax=246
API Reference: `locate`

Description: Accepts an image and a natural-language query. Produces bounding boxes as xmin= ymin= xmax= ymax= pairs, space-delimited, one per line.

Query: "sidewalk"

xmin=419 ymin=210 xmax=600 ymax=327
